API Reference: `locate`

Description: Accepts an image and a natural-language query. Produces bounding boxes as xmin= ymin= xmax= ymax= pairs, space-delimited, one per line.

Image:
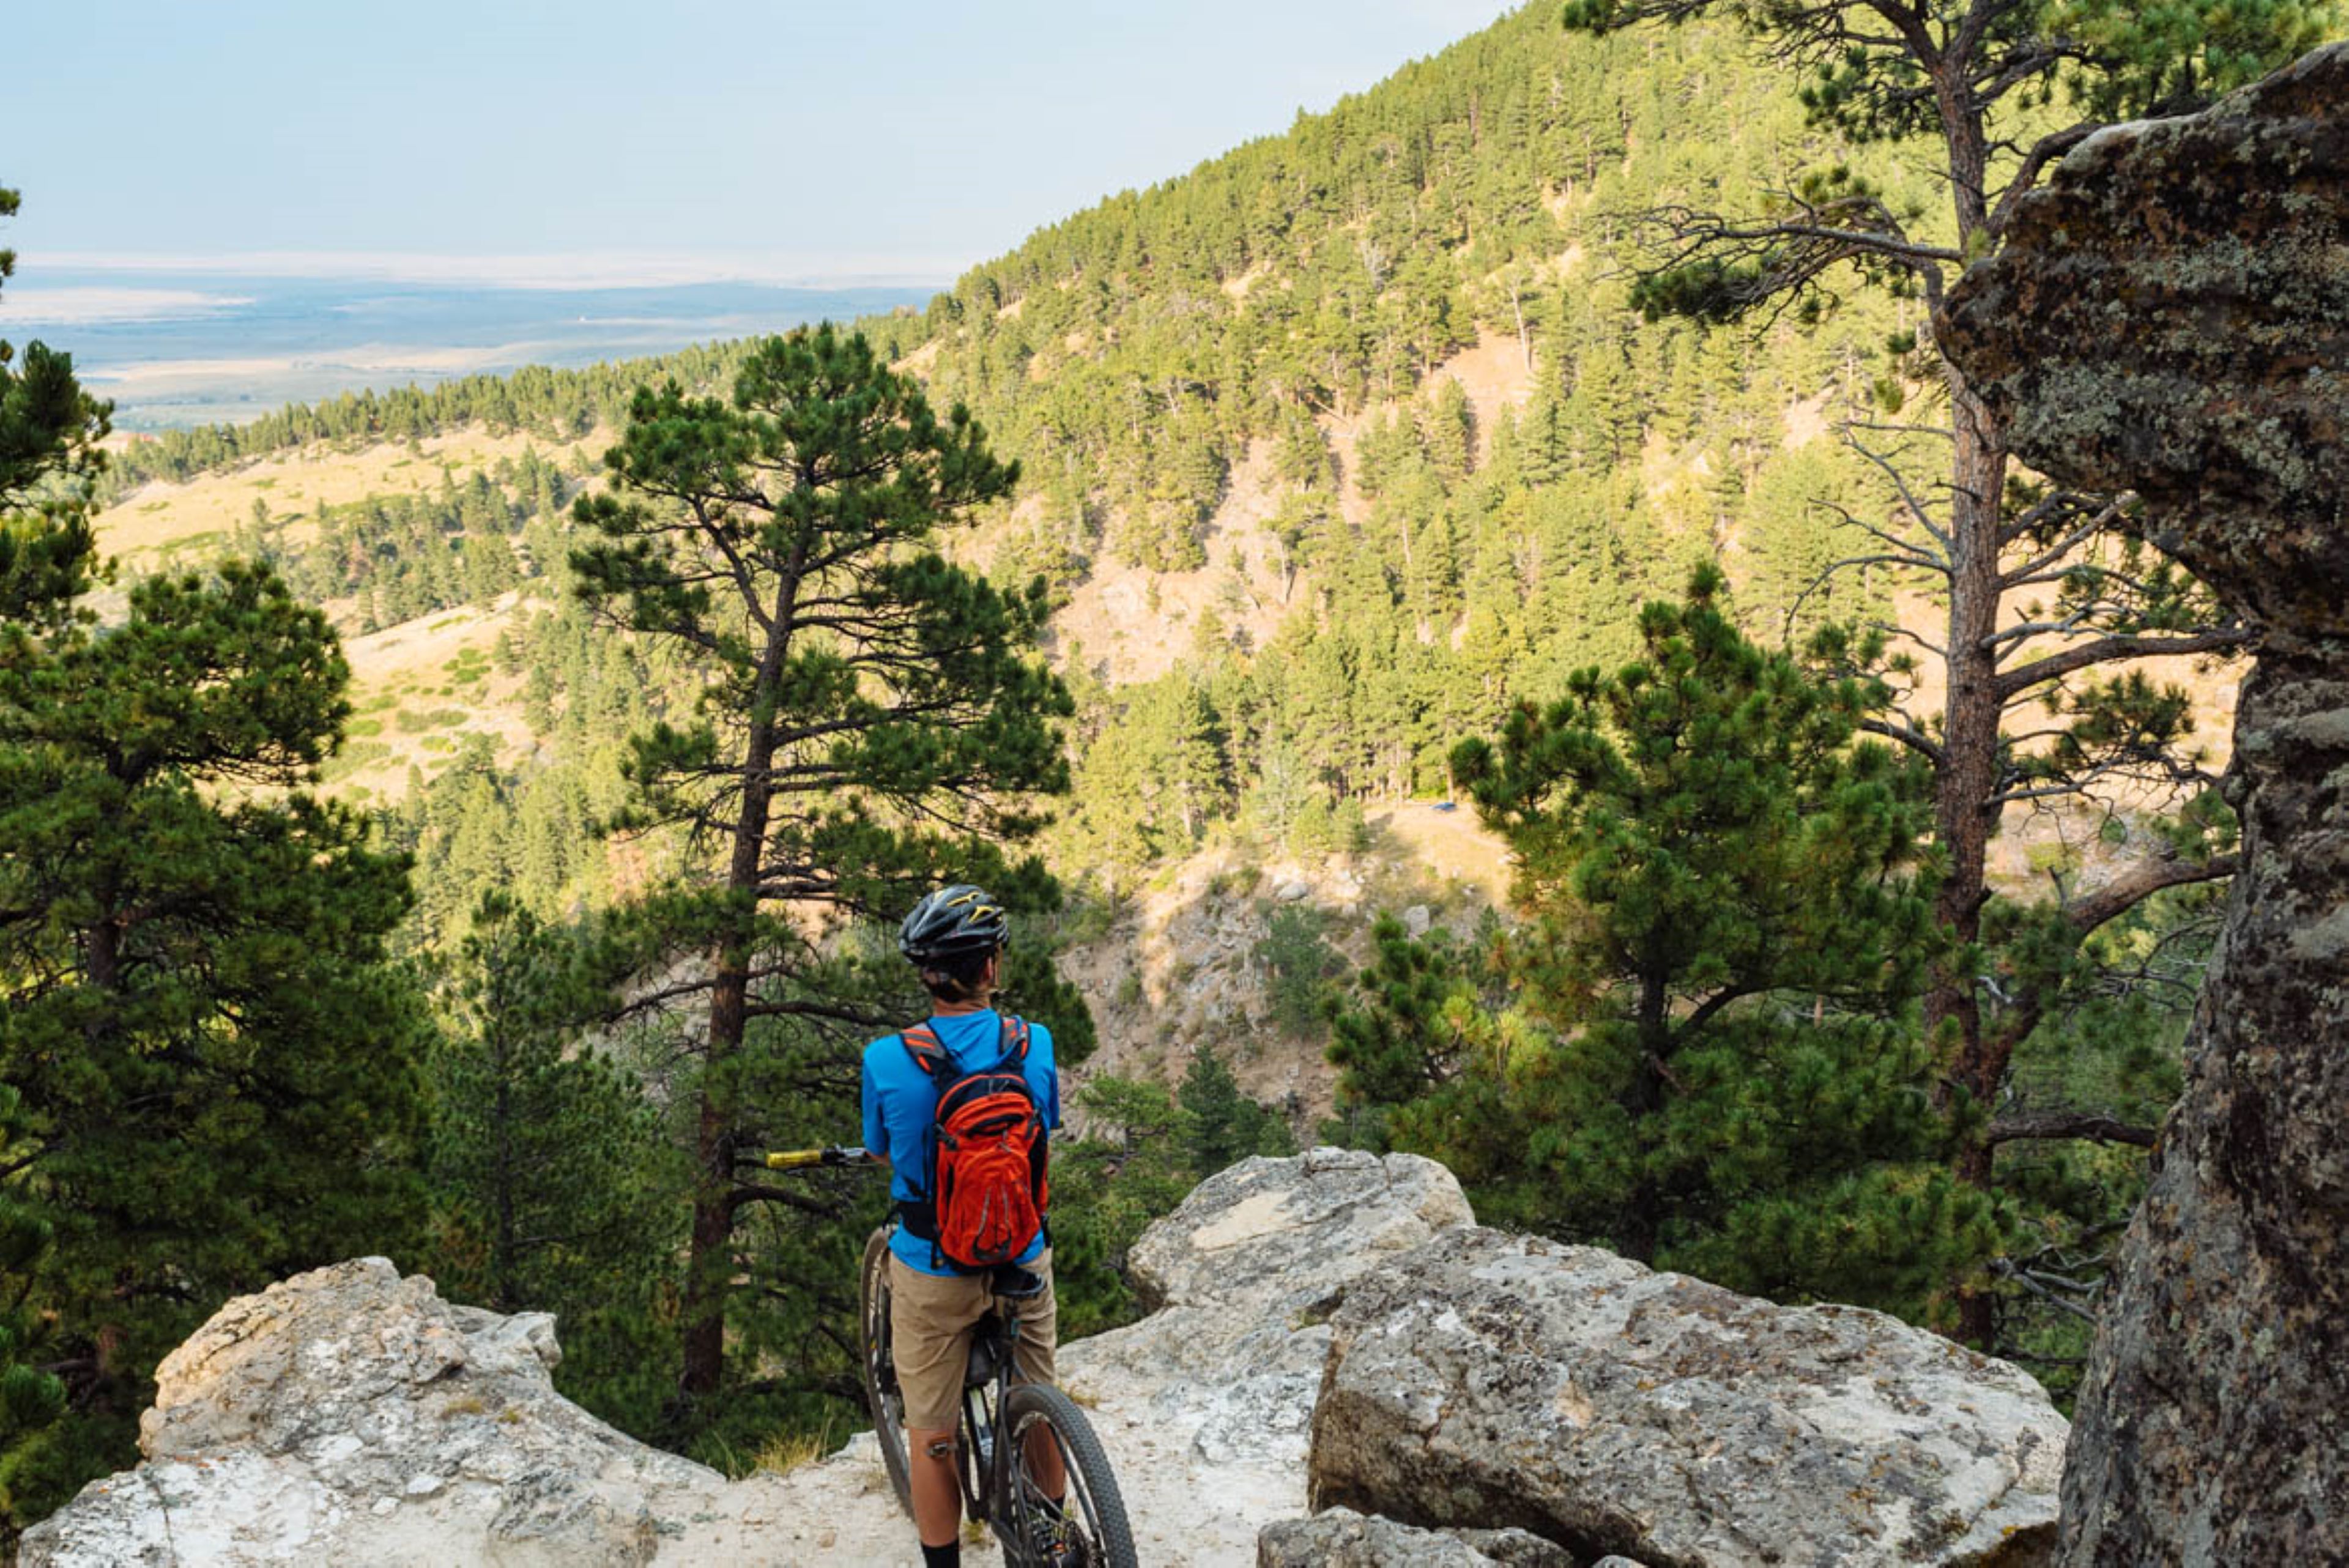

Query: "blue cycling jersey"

xmin=860 ymin=1008 xmax=1060 ymax=1277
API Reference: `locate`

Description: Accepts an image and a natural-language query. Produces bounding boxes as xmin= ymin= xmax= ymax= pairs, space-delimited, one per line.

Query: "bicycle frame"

xmin=953 ymin=1285 xmax=1034 ymax=1528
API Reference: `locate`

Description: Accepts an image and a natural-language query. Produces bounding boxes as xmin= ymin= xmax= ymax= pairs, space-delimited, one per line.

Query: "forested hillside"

xmin=106 ymin=7 xmax=1921 ymax=906
xmin=10 ymin=0 xmax=2318 ymax=1543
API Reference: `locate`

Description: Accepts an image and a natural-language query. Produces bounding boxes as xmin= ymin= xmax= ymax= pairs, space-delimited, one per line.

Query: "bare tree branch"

xmin=1987 ymin=1112 xmax=2159 ymax=1148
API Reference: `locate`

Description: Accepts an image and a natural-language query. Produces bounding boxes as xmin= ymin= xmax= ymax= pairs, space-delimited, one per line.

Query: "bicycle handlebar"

xmin=763 ymin=1145 xmax=876 ymax=1171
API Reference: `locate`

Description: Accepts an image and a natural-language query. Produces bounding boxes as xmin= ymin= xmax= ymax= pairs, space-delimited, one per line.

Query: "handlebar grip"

xmin=764 ymin=1146 xmax=872 ymax=1170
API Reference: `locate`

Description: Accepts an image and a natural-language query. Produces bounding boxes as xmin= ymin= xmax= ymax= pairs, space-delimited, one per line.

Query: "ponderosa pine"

xmin=0 ymin=562 xmax=428 ymax=1530
xmin=569 ymin=325 xmax=1072 ymax=1411
xmin=1341 ymin=568 xmax=1997 ymax=1313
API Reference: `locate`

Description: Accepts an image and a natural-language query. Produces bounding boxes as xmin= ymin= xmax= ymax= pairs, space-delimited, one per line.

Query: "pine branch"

xmin=1994 ymin=628 xmax=2252 ymax=700
xmin=1859 ymin=715 xmax=1947 ymax=765
xmin=1986 ymin=1112 xmax=2158 ymax=1148
xmin=2063 ymin=850 xmax=2240 ymax=937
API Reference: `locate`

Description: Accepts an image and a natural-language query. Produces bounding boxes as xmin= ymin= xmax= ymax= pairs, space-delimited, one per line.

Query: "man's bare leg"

xmin=1025 ymin=1418 xmax=1067 ymax=1502
xmin=908 ymin=1424 xmax=962 ymax=1551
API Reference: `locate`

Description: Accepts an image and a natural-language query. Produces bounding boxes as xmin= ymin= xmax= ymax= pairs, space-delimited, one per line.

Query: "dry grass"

xmin=95 ymin=425 xmax=599 ymax=568
xmin=753 ymin=1417 xmax=837 ymax=1477
xmin=322 ymin=591 xmax=543 ymax=800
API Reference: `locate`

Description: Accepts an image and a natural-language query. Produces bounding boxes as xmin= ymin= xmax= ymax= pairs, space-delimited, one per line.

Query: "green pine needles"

xmin=0 ymin=561 xmax=432 ymax=1529
xmin=426 ymin=893 xmax=677 ymax=1429
xmin=1339 ymin=568 xmax=2001 ymax=1317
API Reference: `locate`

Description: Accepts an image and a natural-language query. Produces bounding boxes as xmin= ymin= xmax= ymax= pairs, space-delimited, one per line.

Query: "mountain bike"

xmin=766 ymin=1145 xmax=1139 ymax=1568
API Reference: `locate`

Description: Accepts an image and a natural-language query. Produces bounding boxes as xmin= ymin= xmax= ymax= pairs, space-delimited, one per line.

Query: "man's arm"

xmin=860 ymin=1046 xmax=891 ymax=1168
xmin=1036 ymin=1023 xmax=1062 ymax=1132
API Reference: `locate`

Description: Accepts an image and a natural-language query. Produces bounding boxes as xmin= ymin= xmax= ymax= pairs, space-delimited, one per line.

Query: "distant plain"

xmin=0 ymin=264 xmax=937 ymax=429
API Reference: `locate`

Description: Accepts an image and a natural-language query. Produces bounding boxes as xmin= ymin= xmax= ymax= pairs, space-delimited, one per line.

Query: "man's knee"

xmin=907 ymin=1425 xmax=958 ymax=1463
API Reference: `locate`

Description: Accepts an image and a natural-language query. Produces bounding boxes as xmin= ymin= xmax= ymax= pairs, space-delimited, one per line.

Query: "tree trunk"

xmin=677 ymin=789 xmax=769 ymax=1397
xmin=678 ymin=559 xmax=805 ymax=1399
xmin=1617 ymin=968 xmax=1672 ymax=1264
xmin=1931 ymin=384 xmax=2009 ymax=1345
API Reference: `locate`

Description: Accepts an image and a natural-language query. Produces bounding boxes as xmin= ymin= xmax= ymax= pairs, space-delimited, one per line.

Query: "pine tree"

xmin=1567 ymin=0 xmax=2334 ymax=1339
xmin=1256 ymin=905 xmax=1345 ymax=1040
xmin=0 ymin=1088 xmax=64 ymax=1548
xmin=0 ymin=561 xmax=429 ymax=1526
xmin=428 ymin=893 xmax=675 ymax=1429
xmin=1386 ymin=568 xmax=2000 ymax=1312
xmin=0 ymin=187 xmax=109 ymax=631
xmin=1176 ymin=1047 xmax=1293 ymax=1175
xmin=1327 ymin=916 xmax=1485 ymax=1110
xmin=570 ymin=326 xmax=1073 ymax=1406
xmin=1422 ymin=376 xmax=1477 ymax=483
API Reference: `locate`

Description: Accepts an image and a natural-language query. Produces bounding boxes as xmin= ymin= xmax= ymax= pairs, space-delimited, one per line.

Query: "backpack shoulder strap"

xmin=999 ymin=1014 xmax=1030 ymax=1065
xmin=900 ymin=1023 xmax=950 ymax=1078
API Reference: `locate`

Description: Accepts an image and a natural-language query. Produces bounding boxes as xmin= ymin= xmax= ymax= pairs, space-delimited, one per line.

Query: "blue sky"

xmin=6 ymin=1 xmax=1517 ymax=285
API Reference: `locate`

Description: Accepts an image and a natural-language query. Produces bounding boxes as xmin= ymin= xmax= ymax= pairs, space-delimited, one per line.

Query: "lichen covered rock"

xmin=1256 ymin=1507 xmax=1577 ymax=1567
xmin=1937 ymin=45 xmax=2349 ymax=640
xmin=1308 ymin=1228 xmax=2066 ymax=1568
xmin=20 ymin=1258 xmax=713 ymax=1567
xmin=1938 ymin=42 xmax=2349 ymax=1566
xmin=1058 ymin=1146 xmax=1480 ymax=1562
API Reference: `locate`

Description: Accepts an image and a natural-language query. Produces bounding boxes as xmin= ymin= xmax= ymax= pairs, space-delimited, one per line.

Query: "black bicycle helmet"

xmin=899 ymin=884 xmax=1010 ymax=965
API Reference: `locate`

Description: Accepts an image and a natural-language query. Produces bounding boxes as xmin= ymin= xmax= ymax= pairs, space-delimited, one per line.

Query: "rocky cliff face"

xmin=23 ymin=1151 xmax=2067 ymax=1566
xmin=1937 ymin=43 xmax=2349 ymax=1567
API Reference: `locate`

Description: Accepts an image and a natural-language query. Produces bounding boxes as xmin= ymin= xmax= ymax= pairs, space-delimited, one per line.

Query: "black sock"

xmin=922 ymin=1542 xmax=960 ymax=1568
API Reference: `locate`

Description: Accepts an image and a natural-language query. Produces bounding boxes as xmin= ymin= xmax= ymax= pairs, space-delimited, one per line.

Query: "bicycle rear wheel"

xmin=859 ymin=1227 xmax=915 ymax=1517
xmin=998 ymin=1383 xmax=1138 ymax=1568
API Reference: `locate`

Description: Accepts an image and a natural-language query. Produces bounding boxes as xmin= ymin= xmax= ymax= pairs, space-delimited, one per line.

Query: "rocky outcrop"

xmin=18 ymin=1150 xmax=1474 ymax=1568
xmin=1937 ymin=43 xmax=2349 ymax=1566
xmin=20 ymin=1257 xmax=717 ymax=1567
xmin=1305 ymin=1227 xmax=2065 ymax=1568
xmin=1058 ymin=1146 xmax=1478 ymax=1562
xmin=21 ymin=1150 xmax=2074 ymax=1566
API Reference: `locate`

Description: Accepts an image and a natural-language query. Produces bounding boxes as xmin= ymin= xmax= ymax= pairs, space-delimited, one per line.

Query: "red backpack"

xmin=900 ymin=1016 xmax=1050 ymax=1272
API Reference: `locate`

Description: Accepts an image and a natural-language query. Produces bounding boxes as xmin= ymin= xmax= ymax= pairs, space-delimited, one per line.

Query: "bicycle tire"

xmin=998 ymin=1383 xmax=1139 ymax=1568
xmin=859 ymin=1227 xmax=916 ymax=1518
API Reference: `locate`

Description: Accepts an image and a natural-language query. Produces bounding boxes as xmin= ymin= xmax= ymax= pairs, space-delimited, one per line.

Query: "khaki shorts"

xmin=889 ymin=1249 xmax=1057 ymax=1433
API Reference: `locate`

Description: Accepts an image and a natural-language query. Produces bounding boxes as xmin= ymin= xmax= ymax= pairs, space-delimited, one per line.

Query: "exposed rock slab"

xmin=1308 ymin=1227 xmax=2066 ymax=1568
xmin=1938 ymin=42 xmax=2349 ymax=1566
xmin=21 ymin=1151 xmax=2084 ymax=1567
xmin=21 ymin=1257 xmax=714 ymax=1567
xmin=20 ymin=1151 xmax=1475 ymax=1567
xmin=1053 ymin=1146 xmax=1479 ymax=1562
xmin=1257 ymin=1507 xmax=1578 ymax=1567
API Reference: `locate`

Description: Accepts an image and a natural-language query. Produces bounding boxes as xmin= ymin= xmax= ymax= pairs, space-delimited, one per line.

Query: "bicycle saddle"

xmin=990 ymin=1263 xmax=1047 ymax=1299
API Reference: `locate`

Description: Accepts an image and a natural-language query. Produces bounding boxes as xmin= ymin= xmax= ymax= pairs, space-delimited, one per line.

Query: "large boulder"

xmin=1307 ymin=1227 xmax=2067 ymax=1568
xmin=1056 ymin=1146 xmax=1477 ymax=1563
xmin=1938 ymin=43 xmax=2349 ymax=1565
xmin=20 ymin=1258 xmax=718 ymax=1567
xmin=1128 ymin=1145 xmax=1475 ymax=1318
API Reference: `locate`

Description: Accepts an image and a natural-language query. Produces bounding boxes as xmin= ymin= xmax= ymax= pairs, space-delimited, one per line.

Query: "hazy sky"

xmin=6 ymin=0 xmax=1517 ymax=284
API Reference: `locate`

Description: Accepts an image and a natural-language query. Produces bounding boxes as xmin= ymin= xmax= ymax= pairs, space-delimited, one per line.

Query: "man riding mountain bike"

xmin=862 ymin=885 xmax=1072 ymax=1568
